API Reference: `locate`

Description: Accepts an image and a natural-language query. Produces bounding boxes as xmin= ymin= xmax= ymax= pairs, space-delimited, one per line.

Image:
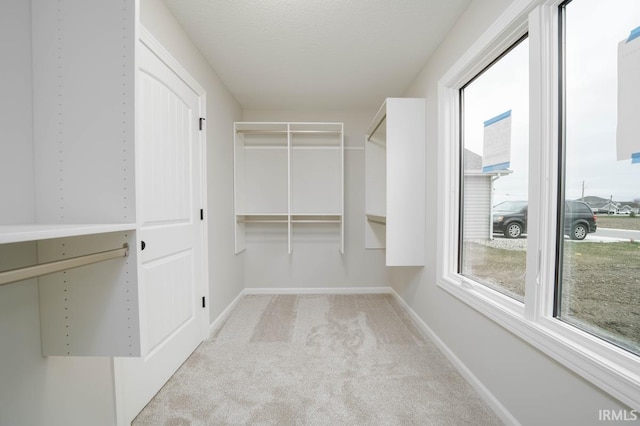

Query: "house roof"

xmin=463 ymin=149 xmax=510 ymax=176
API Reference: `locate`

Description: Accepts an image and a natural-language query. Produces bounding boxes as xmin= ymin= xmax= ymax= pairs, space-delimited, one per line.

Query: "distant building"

xmin=463 ymin=150 xmax=511 ymax=240
xmin=581 ymin=196 xmax=639 ymax=214
xmin=618 ymin=202 xmax=640 ymax=214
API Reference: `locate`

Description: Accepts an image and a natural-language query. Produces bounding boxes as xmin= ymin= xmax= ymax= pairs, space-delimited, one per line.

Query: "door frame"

xmin=114 ymin=25 xmax=209 ymax=426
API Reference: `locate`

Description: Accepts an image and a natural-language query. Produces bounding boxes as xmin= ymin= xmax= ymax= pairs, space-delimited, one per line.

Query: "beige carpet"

xmin=133 ymin=294 xmax=502 ymax=425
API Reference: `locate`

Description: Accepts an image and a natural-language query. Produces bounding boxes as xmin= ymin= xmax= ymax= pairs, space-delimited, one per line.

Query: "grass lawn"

xmin=462 ymin=240 xmax=640 ymax=353
xmin=596 ymin=215 xmax=640 ymax=230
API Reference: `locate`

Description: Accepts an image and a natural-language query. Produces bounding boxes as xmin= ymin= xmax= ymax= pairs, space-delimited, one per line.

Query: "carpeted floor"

xmin=133 ymin=294 xmax=502 ymax=425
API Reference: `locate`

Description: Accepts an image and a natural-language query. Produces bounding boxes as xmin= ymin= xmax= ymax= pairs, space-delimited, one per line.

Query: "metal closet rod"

xmin=0 ymin=244 xmax=129 ymax=287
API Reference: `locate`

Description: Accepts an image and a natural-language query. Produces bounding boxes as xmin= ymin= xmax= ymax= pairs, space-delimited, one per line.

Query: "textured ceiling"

xmin=163 ymin=0 xmax=471 ymax=110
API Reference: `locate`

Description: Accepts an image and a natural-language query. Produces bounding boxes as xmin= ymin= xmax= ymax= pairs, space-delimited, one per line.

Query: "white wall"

xmin=395 ymin=0 xmax=631 ymax=424
xmin=140 ymin=0 xmax=244 ymax=322
xmin=241 ymin=109 xmax=392 ymax=289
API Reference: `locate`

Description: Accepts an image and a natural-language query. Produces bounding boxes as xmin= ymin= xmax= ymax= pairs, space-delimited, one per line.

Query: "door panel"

xmin=142 ymin=249 xmax=194 ymax=356
xmin=139 ymin=71 xmax=193 ymax=225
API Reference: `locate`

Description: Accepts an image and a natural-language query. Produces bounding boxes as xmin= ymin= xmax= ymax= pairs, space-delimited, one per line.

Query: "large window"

xmin=557 ymin=0 xmax=640 ymax=355
xmin=460 ymin=37 xmax=529 ymax=303
xmin=438 ymin=0 xmax=640 ymax=410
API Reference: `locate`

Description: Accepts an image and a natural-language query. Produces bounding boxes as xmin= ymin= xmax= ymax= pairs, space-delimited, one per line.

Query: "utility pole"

xmin=609 ymin=194 xmax=613 ymax=215
xmin=581 ymin=180 xmax=584 ymax=201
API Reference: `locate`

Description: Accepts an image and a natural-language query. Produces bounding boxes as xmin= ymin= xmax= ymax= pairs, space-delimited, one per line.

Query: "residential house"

xmin=463 ymin=149 xmax=510 ymax=240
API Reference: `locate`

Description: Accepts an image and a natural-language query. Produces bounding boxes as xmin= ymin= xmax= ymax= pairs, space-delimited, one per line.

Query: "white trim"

xmin=209 ymin=290 xmax=246 ymax=336
xmin=437 ymin=0 xmax=640 ymax=411
xmin=138 ymin=26 xmax=205 ymax=97
xmin=388 ymin=289 xmax=520 ymax=426
xmin=243 ymin=286 xmax=393 ymax=295
xmin=199 ymin=90 xmax=210 ymax=338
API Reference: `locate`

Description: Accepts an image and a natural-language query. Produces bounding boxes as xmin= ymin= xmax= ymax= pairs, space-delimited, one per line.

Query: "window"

xmin=557 ymin=0 xmax=640 ymax=355
xmin=438 ymin=0 xmax=640 ymax=410
xmin=460 ymin=36 xmax=529 ymax=303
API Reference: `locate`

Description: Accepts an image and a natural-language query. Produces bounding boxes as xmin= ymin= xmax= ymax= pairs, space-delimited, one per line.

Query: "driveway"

xmin=583 ymin=228 xmax=640 ymax=243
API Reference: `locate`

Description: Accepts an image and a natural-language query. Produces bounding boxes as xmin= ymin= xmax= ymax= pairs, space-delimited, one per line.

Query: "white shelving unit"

xmin=365 ymin=98 xmax=426 ymax=266
xmin=0 ymin=0 xmax=142 ymax=357
xmin=234 ymin=122 xmax=344 ymax=254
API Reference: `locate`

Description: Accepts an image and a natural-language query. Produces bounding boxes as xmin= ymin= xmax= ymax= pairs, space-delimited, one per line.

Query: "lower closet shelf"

xmin=0 ymin=223 xmax=136 ymax=244
xmin=236 ymin=214 xmax=288 ymax=224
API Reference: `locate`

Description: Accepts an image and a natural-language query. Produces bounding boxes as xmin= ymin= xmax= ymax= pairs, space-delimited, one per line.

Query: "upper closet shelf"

xmin=236 ymin=129 xmax=342 ymax=135
xmin=235 ymin=122 xmax=343 ymax=145
xmin=0 ymin=223 xmax=136 ymax=244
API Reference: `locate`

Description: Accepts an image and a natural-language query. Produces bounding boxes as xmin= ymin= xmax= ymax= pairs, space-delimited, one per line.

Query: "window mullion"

xmin=524 ymin=2 xmax=563 ymax=322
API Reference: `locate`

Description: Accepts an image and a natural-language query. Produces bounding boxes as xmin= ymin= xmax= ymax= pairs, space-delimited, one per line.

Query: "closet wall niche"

xmin=234 ymin=122 xmax=344 ymax=254
xmin=365 ymin=98 xmax=426 ymax=266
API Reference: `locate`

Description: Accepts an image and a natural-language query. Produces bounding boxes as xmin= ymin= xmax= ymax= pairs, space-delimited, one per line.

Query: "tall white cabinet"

xmin=0 ymin=1 xmax=205 ymax=360
xmin=0 ymin=1 xmax=210 ymax=424
xmin=234 ymin=122 xmax=344 ymax=254
xmin=0 ymin=0 xmax=142 ymax=357
xmin=365 ymin=98 xmax=426 ymax=266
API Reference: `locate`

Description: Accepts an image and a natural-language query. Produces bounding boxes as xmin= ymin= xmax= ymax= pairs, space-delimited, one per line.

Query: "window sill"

xmin=438 ymin=275 xmax=640 ymax=410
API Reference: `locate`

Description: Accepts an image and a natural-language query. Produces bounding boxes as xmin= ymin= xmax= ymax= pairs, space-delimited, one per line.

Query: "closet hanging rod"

xmin=0 ymin=244 xmax=129 ymax=287
xmin=366 ymin=113 xmax=387 ymax=142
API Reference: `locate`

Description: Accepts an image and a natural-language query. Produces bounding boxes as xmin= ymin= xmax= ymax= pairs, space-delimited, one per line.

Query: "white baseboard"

xmin=388 ymin=288 xmax=519 ymax=426
xmin=243 ymin=286 xmax=394 ymax=295
xmin=209 ymin=290 xmax=246 ymax=336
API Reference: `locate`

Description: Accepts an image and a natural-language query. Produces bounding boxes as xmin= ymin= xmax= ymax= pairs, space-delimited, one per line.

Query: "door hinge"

xmin=200 ymin=209 xmax=204 ymax=221
xmin=202 ymin=296 xmax=206 ymax=308
xmin=199 ymin=117 xmax=205 ymax=131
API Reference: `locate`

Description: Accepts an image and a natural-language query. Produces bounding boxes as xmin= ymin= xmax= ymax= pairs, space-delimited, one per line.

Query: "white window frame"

xmin=437 ymin=0 xmax=640 ymax=409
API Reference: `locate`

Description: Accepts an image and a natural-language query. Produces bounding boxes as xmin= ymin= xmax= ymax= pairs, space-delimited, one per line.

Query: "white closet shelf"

xmin=243 ymin=145 xmax=288 ymax=149
xmin=366 ymin=214 xmax=387 ymax=225
xmin=236 ymin=214 xmax=288 ymax=224
xmin=291 ymin=145 xmax=341 ymax=150
xmin=236 ymin=130 xmax=342 ymax=135
xmin=0 ymin=223 xmax=136 ymax=244
xmin=292 ymin=214 xmax=342 ymax=223
xmin=236 ymin=214 xmax=342 ymax=224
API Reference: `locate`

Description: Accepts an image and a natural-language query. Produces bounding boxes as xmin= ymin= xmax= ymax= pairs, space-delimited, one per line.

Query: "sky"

xmin=463 ymin=0 xmax=640 ymax=205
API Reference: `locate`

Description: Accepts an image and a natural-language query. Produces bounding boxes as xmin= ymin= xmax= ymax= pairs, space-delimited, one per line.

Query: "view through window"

xmin=460 ymin=37 xmax=529 ymax=302
xmin=558 ymin=0 xmax=640 ymax=354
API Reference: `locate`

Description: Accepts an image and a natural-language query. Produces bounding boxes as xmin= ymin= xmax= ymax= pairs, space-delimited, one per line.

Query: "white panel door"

xmin=117 ymin=40 xmax=206 ymax=424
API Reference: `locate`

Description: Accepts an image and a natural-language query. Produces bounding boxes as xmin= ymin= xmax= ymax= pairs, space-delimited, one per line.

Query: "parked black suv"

xmin=492 ymin=200 xmax=597 ymax=240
